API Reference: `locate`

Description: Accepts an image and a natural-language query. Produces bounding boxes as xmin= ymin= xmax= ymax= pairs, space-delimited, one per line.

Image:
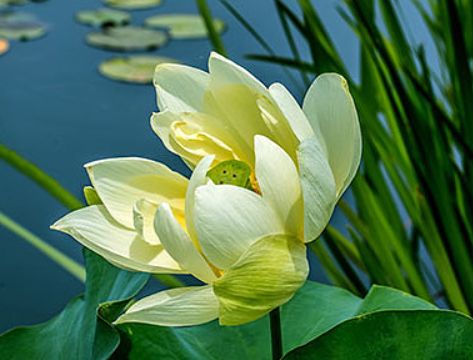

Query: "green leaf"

xmin=103 ymin=0 xmax=161 ymax=10
xmin=113 ymin=281 xmax=443 ymax=358
xmin=0 ymin=12 xmax=47 ymax=41
xmin=75 ymin=8 xmax=130 ymax=28
xmin=86 ymin=26 xmax=167 ymax=52
xmin=99 ymin=55 xmax=178 ymax=84
xmin=284 ymin=311 xmax=473 ymax=359
xmin=0 ymin=250 xmax=149 ymax=360
xmin=145 ymin=14 xmax=225 ymax=40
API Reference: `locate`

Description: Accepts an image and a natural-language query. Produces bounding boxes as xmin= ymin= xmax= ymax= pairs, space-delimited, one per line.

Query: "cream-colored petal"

xmin=208 ymin=52 xmax=267 ymax=94
xmin=268 ymin=82 xmax=314 ymax=142
xmin=115 ymin=285 xmax=219 ymax=327
xmin=154 ymin=62 xmax=209 ymax=112
xmin=133 ymin=199 xmax=160 ymax=245
xmin=51 ymin=205 xmax=184 ymax=274
xmin=151 ymin=110 xmax=244 ymax=167
xmin=155 ymin=203 xmax=217 ymax=283
xmin=86 ymin=157 xmax=187 ymax=229
xmin=214 ymin=234 xmax=309 ymax=326
xmin=297 ymin=137 xmax=337 ymax=242
xmin=185 ymin=155 xmax=214 ymax=244
xmin=194 ymin=183 xmax=283 ymax=270
xmin=254 ymin=135 xmax=303 ymax=238
xmin=303 ymin=73 xmax=361 ymax=197
xmin=256 ymin=95 xmax=300 ymax=160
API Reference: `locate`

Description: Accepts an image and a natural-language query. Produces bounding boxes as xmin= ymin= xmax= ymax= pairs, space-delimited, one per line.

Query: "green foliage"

xmin=285 ymin=311 xmax=473 ymax=359
xmin=0 ymin=250 xmax=149 ymax=360
xmin=109 ymin=282 xmax=468 ymax=358
xmin=99 ymin=55 xmax=179 ymax=84
xmin=225 ymin=0 xmax=473 ymax=314
xmin=86 ymin=26 xmax=167 ymax=52
xmin=103 ymin=0 xmax=161 ymax=11
xmin=0 ymin=12 xmax=46 ymax=41
xmin=75 ymin=8 xmax=130 ymax=28
xmin=145 ymin=14 xmax=226 ymax=40
xmin=196 ymin=0 xmax=227 ymax=56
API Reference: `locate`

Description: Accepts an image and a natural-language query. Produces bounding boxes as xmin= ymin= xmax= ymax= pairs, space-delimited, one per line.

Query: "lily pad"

xmin=86 ymin=26 xmax=167 ymax=52
xmin=145 ymin=14 xmax=226 ymax=39
xmin=0 ymin=12 xmax=46 ymax=40
xmin=99 ymin=55 xmax=179 ymax=84
xmin=0 ymin=38 xmax=8 ymax=55
xmin=76 ymin=8 xmax=130 ymax=28
xmin=104 ymin=0 xmax=162 ymax=10
xmin=0 ymin=0 xmax=28 ymax=6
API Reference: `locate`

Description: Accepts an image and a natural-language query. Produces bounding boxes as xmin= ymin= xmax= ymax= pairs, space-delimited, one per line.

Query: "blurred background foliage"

xmin=221 ymin=0 xmax=473 ymax=314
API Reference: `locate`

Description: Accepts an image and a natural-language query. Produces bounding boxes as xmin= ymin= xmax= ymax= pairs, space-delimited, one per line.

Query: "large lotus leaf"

xmin=144 ymin=14 xmax=225 ymax=39
xmin=0 ymin=249 xmax=149 ymax=360
xmin=284 ymin=311 xmax=473 ymax=359
xmin=104 ymin=0 xmax=161 ymax=10
xmin=86 ymin=26 xmax=167 ymax=52
xmin=76 ymin=8 xmax=130 ymax=28
xmin=0 ymin=38 xmax=8 ymax=55
xmin=112 ymin=282 xmax=448 ymax=359
xmin=0 ymin=12 xmax=46 ymax=40
xmin=99 ymin=55 xmax=179 ymax=84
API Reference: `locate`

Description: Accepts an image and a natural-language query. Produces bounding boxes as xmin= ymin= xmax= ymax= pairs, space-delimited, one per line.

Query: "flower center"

xmin=206 ymin=159 xmax=260 ymax=193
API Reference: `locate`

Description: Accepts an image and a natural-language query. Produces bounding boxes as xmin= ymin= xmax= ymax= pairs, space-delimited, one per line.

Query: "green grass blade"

xmin=196 ymin=0 xmax=227 ymax=56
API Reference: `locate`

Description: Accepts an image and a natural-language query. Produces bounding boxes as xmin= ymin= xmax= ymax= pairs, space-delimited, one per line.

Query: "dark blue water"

xmin=1 ymin=0 xmax=432 ymax=333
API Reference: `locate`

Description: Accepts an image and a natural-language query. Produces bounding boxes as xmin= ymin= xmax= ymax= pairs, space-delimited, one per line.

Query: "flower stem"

xmin=270 ymin=307 xmax=283 ymax=360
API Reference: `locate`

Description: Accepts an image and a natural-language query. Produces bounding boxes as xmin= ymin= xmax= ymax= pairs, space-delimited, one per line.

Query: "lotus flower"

xmin=151 ymin=52 xmax=361 ymax=241
xmin=52 ymin=53 xmax=361 ymax=326
xmin=52 ymin=136 xmax=310 ymax=326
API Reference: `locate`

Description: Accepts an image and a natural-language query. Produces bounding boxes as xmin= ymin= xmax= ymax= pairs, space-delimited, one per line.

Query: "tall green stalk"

xmin=196 ymin=0 xmax=227 ymax=56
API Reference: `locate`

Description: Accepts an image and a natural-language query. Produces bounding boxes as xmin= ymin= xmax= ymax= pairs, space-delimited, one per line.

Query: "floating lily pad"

xmin=76 ymin=8 xmax=130 ymax=28
xmin=99 ymin=55 xmax=179 ymax=84
xmin=86 ymin=26 xmax=167 ymax=52
xmin=0 ymin=0 xmax=28 ymax=6
xmin=0 ymin=38 xmax=9 ymax=55
xmin=145 ymin=14 xmax=225 ymax=39
xmin=0 ymin=12 xmax=46 ymax=40
xmin=104 ymin=0 xmax=161 ymax=10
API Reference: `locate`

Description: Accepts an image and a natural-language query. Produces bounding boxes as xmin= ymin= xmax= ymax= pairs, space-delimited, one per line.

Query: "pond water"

xmin=1 ymin=0 xmax=431 ymax=333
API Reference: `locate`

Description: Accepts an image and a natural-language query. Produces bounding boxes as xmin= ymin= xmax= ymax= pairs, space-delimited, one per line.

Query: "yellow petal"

xmin=297 ymin=137 xmax=337 ymax=242
xmin=151 ymin=110 xmax=243 ymax=167
xmin=213 ymin=234 xmax=309 ymax=326
xmin=155 ymin=203 xmax=217 ymax=283
xmin=254 ymin=135 xmax=303 ymax=238
xmin=184 ymin=155 xmax=214 ymax=246
xmin=268 ymin=82 xmax=314 ymax=142
xmin=133 ymin=199 xmax=160 ymax=245
xmin=194 ymin=183 xmax=283 ymax=270
xmin=154 ymin=62 xmax=209 ymax=112
xmin=86 ymin=157 xmax=187 ymax=229
xmin=303 ymin=73 xmax=361 ymax=198
xmin=208 ymin=52 xmax=267 ymax=94
xmin=51 ymin=205 xmax=184 ymax=274
xmin=115 ymin=285 xmax=219 ymax=327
